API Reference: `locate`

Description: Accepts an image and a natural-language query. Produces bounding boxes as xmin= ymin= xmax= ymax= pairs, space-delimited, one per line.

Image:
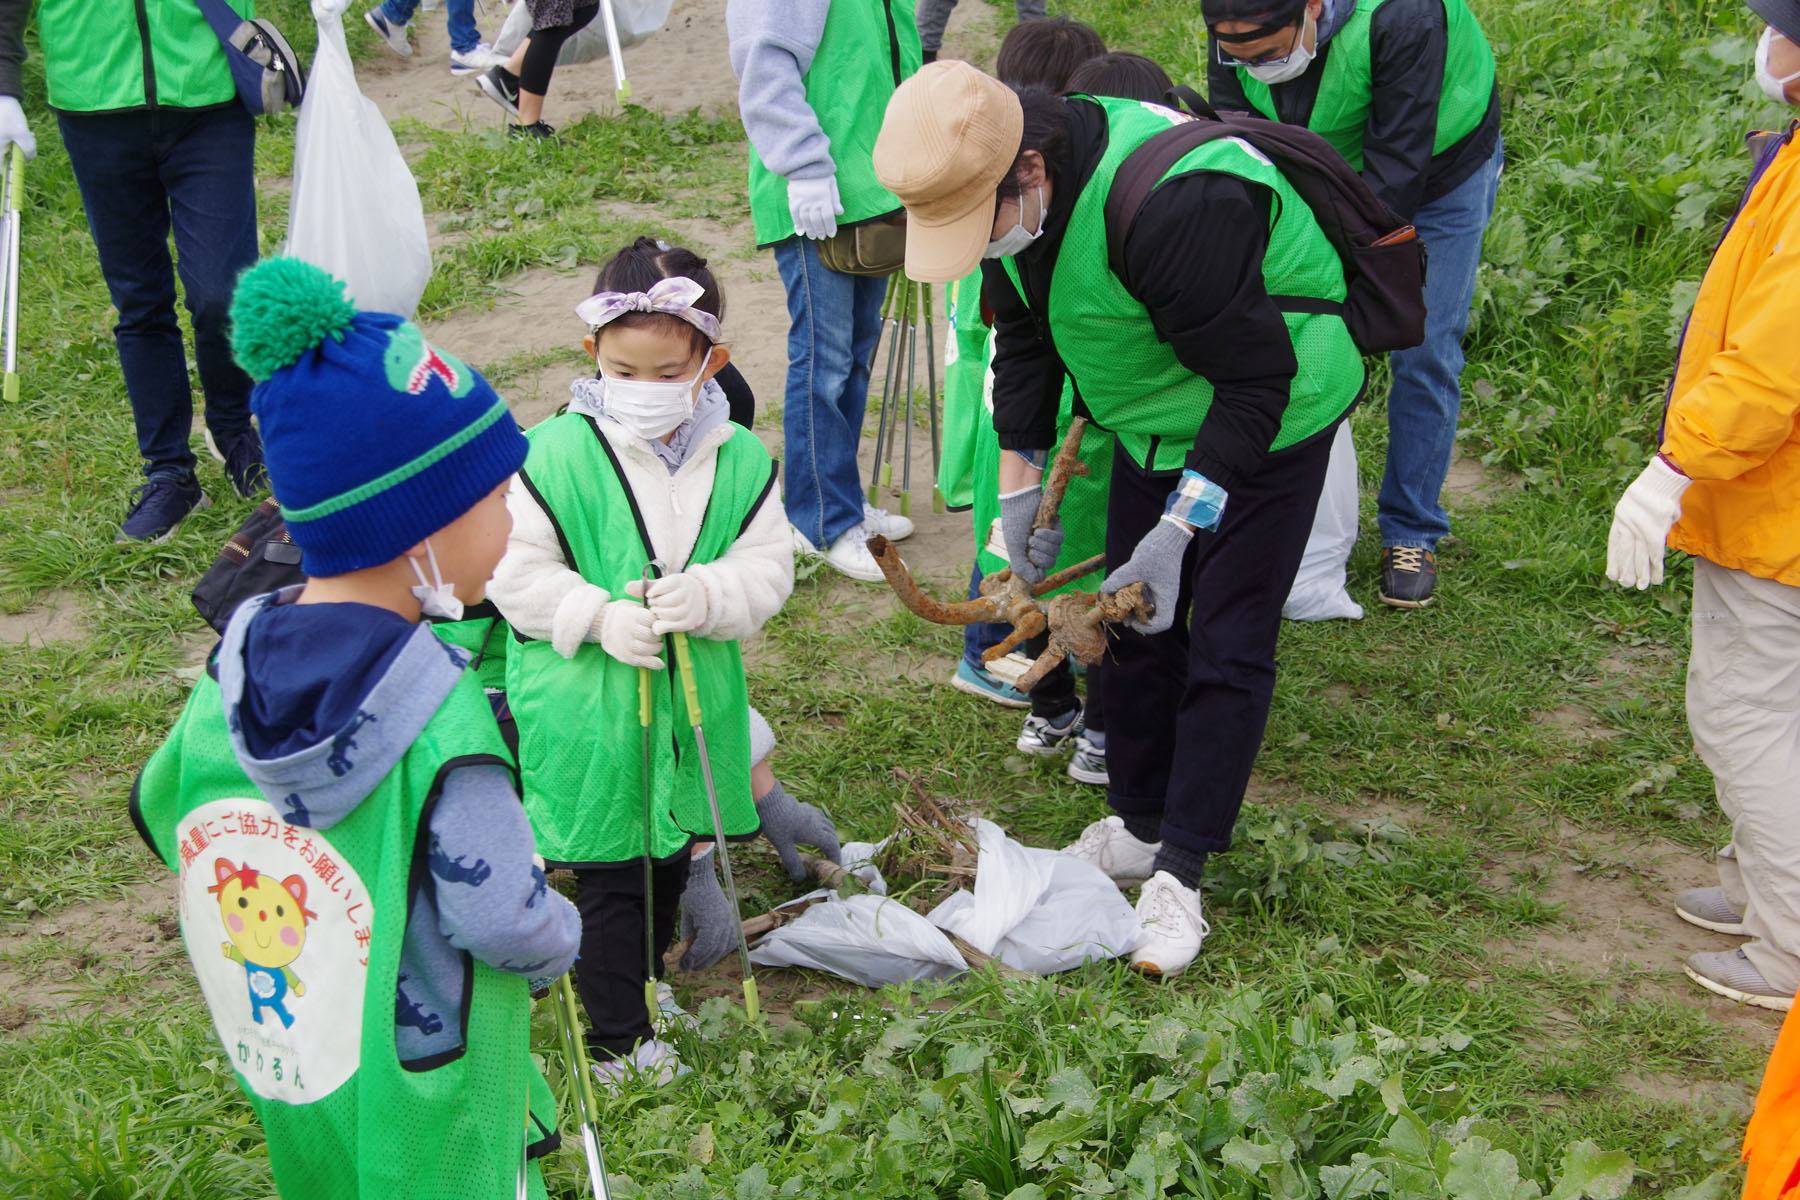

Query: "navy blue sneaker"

xmin=949 ymin=657 xmax=1029 ymax=709
xmin=117 ymin=474 xmax=210 ymax=544
xmin=214 ymin=427 xmax=269 ymax=498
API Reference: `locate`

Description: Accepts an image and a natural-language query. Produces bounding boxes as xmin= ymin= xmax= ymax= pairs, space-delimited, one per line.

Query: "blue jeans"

xmin=381 ymin=0 xmax=480 ymax=52
xmin=963 ymin=563 xmax=1010 ymax=665
xmin=773 ymin=236 xmax=887 ymax=549
xmin=1377 ymin=140 xmax=1504 ymax=550
xmin=58 ymin=106 xmax=259 ymax=483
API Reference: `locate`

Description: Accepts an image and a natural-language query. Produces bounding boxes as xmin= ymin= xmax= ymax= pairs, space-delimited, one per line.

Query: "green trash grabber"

xmin=2 ymin=143 xmax=20 ymax=403
xmin=670 ymin=630 xmax=760 ymax=1021
xmin=552 ymin=972 xmax=615 ymax=1200
xmin=638 ymin=563 xmax=659 ymax=1027
xmin=598 ymin=0 xmax=630 ymax=103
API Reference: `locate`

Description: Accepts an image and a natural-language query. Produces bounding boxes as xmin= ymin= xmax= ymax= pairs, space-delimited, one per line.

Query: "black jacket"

xmin=986 ymin=96 xmax=1303 ymax=492
xmin=1207 ymin=0 xmax=1500 ymax=221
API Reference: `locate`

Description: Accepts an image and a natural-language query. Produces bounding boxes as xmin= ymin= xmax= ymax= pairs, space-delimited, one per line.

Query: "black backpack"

xmin=191 ymin=498 xmax=306 ymax=636
xmin=1102 ymin=88 xmax=1427 ymax=354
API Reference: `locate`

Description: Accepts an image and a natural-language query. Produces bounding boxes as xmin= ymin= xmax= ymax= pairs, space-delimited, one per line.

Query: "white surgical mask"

xmin=984 ymin=186 xmax=1049 ymax=259
xmin=1244 ymin=12 xmax=1316 ymax=84
xmin=408 ymin=539 xmax=463 ymax=621
xmin=1756 ymin=27 xmax=1800 ymax=104
xmin=599 ymin=363 xmax=702 ymax=440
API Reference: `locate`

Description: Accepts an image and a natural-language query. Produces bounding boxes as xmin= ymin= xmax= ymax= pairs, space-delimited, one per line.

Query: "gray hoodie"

xmin=218 ymin=590 xmax=580 ymax=1063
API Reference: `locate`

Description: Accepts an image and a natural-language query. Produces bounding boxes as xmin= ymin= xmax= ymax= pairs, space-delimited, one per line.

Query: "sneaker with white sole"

xmin=1675 ymin=887 xmax=1747 ymax=936
xmin=1684 ymin=948 xmax=1793 ymax=1011
xmin=1131 ymin=871 xmax=1209 ymax=978
xmin=476 ymin=65 xmax=522 ymax=117
xmin=1017 ymin=704 xmax=1081 ymax=755
xmin=1067 ymin=731 xmax=1108 ymax=786
xmin=863 ymin=501 xmax=915 ymax=541
xmin=1062 ymin=815 xmax=1159 ymax=886
xmin=363 ymin=8 xmax=412 ymax=56
xmin=949 ymin=658 xmax=1030 ymax=709
xmin=592 ymin=1038 xmax=692 ymax=1092
xmin=653 ymin=981 xmax=699 ymax=1034
xmin=449 ymin=42 xmax=506 ymax=74
xmin=824 ymin=523 xmax=887 ymax=582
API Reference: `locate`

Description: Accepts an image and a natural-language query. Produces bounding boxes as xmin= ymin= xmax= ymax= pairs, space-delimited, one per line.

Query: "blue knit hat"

xmin=229 ymin=258 xmax=528 ymax=577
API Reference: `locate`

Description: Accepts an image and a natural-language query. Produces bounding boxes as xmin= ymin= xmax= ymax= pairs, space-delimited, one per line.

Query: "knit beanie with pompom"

xmin=229 ymin=258 xmax=527 ymax=577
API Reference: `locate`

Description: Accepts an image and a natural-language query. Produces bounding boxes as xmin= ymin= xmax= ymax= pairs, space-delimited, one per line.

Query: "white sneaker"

xmin=591 ymin=1038 xmax=691 ymax=1093
xmin=823 ymin=523 xmax=888 ymax=582
xmin=1062 ymin=815 xmax=1159 ymax=886
xmin=863 ymin=501 xmax=915 ymax=541
xmin=363 ymin=8 xmax=412 ymax=56
xmin=1067 ymin=732 xmax=1108 ymax=786
xmin=1131 ymin=871 xmax=1209 ymax=978
xmin=653 ymin=981 xmax=698 ymax=1034
xmin=449 ymin=42 xmax=505 ymax=74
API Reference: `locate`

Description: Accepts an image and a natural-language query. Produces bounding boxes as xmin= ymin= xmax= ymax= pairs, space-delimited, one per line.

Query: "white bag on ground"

xmin=287 ymin=7 xmax=431 ymax=317
xmin=927 ymin=820 xmax=1141 ymax=975
xmin=750 ymin=894 xmax=966 ymax=988
xmin=492 ymin=0 xmax=670 ymax=63
xmin=1282 ymin=422 xmax=1364 ymax=622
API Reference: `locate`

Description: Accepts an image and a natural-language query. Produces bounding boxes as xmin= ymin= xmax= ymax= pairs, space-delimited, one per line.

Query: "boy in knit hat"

xmin=132 ymin=258 xmax=581 ymax=1197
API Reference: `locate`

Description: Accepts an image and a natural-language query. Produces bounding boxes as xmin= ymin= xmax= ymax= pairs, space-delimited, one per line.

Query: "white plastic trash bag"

xmin=1282 ymin=422 xmax=1364 ymax=622
xmin=750 ymin=894 xmax=966 ymax=988
xmin=286 ymin=5 xmax=431 ymax=317
xmin=493 ymin=0 xmax=670 ymax=63
xmin=837 ymin=839 xmax=889 ymax=896
xmin=928 ymin=820 xmax=1140 ymax=975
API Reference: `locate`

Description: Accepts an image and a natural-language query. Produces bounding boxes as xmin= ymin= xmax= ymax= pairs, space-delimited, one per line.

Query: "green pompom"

xmin=230 ymin=258 xmax=359 ymax=381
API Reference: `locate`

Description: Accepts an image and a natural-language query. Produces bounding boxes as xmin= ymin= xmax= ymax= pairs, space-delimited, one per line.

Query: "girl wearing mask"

xmin=488 ymin=237 xmax=794 ymax=1083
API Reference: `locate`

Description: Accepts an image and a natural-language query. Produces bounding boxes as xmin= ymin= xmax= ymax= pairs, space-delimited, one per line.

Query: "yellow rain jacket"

xmin=1662 ymin=123 xmax=1800 ymax=585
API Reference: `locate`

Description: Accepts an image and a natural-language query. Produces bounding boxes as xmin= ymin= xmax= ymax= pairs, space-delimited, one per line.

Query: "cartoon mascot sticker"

xmin=209 ymin=858 xmax=317 ymax=1029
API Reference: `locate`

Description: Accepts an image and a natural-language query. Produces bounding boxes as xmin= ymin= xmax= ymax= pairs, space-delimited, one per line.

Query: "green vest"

xmin=937 ymin=270 xmax=989 ymax=512
xmin=39 ymin=0 xmax=248 ymax=113
xmin=970 ymin=343 xmax=1114 ymax=595
xmin=133 ymin=670 xmax=553 ymax=1198
xmin=1005 ymin=97 xmax=1363 ymax=473
xmin=432 ymin=603 xmax=510 ymax=694
xmin=505 ymin=415 xmax=771 ymax=865
xmin=1237 ymin=0 xmax=1495 ymax=171
xmin=745 ymin=0 xmax=922 ymax=246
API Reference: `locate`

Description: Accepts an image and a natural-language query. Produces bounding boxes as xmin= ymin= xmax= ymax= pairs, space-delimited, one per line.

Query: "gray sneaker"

xmin=1017 ymin=705 xmax=1081 ymax=755
xmin=363 ymin=7 xmax=412 ymax=56
xmin=1067 ymin=731 xmax=1108 ymax=786
xmin=1675 ymin=887 xmax=1746 ymax=936
xmin=1684 ymin=948 xmax=1793 ymax=1011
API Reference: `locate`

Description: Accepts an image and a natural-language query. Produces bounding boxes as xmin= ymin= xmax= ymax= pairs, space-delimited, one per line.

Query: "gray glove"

xmin=1100 ymin=518 xmax=1194 ymax=635
xmin=678 ymin=847 xmax=736 ymax=972
xmin=999 ymin=486 xmax=1064 ymax=585
xmin=756 ymin=781 xmax=841 ymax=882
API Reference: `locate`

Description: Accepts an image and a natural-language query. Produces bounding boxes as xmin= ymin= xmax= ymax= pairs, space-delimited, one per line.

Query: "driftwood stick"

xmin=1033 ymin=416 xmax=1090 ymax=533
xmin=943 ymin=931 xmax=1039 ymax=983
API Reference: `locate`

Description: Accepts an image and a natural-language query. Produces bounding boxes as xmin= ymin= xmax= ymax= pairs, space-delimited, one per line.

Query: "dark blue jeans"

xmin=1377 ymin=141 xmax=1504 ymax=549
xmin=381 ymin=0 xmax=481 ymax=53
xmin=773 ymin=236 xmax=887 ymax=549
xmin=59 ymin=105 xmax=259 ymax=483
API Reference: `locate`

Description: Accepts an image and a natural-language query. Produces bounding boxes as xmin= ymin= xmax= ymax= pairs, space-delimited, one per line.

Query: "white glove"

xmin=594 ymin=599 xmax=664 ymax=669
xmin=787 ymin=175 xmax=842 ymax=240
xmin=0 ymin=97 xmax=36 ymax=161
xmin=626 ymin=573 xmax=707 ymax=635
xmin=1606 ymin=456 xmax=1691 ymax=589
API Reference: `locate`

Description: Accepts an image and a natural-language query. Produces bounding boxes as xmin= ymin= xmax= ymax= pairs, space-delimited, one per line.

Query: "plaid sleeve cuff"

xmin=1162 ymin=469 xmax=1228 ymax=531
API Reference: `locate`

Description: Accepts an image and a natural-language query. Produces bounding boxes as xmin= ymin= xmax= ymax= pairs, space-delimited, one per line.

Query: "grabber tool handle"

xmin=742 ymin=977 xmax=760 ymax=1023
xmin=7 ymin=143 xmax=21 ymax=206
xmin=638 ymin=663 xmax=653 ymax=728
xmin=599 ymin=0 xmax=630 ymax=101
xmin=671 ymin=631 xmax=702 ymax=726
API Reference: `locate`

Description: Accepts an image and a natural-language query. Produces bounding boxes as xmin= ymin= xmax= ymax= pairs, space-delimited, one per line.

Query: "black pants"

xmin=1021 ymin=635 xmax=1104 ymax=729
xmin=572 ymin=855 xmax=691 ymax=1060
xmin=519 ymin=2 xmax=599 ymax=95
xmin=1102 ymin=426 xmax=1336 ymax=857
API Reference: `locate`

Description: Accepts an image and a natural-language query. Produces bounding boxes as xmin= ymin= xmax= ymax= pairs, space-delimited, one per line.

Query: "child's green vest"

xmin=745 ymin=0 xmax=922 ymax=246
xmin=133 ymin=670 xmax=554 ymax=1198
xmin=1003 ymin=96 xmax=1364 ymax=474
xmin=506 ymin=414 xmax=773 ymax=865
xmin=433 ymin=602 xmax=510 ymax=693
xmin=937 ymin=268 xmax=989 ymax=512
xmin=971 ymin=360 xmax=1115 ymax=596
xmin=1236 ymin=0 xmax=1495 ymax=172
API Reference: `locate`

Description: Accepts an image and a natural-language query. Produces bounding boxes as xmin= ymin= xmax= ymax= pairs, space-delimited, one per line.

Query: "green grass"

xmin=0 ymin=0 xmax=1787 ymax=1195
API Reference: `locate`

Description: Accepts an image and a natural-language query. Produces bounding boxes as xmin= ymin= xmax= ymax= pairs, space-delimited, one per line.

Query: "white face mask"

xmin=408 ymin=539 xmax=463 ymax=621
xmin=1244 ymin=11 xmax=1316 ymax=84
xmin=599 ymin=363 xmax=702 ymax=440
xmin=1756 ymin=27 xmax=1800 ymax=104
xmin=983 ymin=186 xmax=1049 ymax=259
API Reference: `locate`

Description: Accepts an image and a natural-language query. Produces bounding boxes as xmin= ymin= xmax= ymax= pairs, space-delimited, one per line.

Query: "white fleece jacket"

xmin=489 ymin=412 xmax=794 ymax=660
